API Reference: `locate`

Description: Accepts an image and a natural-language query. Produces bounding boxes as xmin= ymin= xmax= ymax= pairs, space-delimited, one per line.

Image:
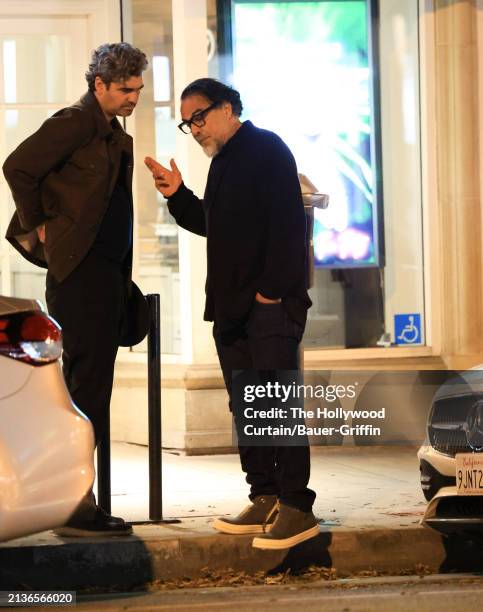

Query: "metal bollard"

xmin=146 ymin=293 xmax=162 ymax=520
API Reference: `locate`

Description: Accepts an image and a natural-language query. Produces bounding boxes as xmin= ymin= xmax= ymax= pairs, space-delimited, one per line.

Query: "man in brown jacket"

xmin=3 ymin=42 xmax=148 ymax=536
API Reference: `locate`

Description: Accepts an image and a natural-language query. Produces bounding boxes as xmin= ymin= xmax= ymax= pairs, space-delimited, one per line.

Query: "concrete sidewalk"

xmin=110 ymin=442 xmax=426 ymax=528
xmin=0 ymin=444 xmax=479 ymax=590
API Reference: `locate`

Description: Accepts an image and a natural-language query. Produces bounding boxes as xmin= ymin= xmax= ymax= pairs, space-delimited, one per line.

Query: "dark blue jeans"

xmin=214 ymin=302 xmax=316 ymax=513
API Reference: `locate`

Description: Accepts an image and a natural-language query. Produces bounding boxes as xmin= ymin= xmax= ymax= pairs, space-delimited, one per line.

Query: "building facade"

xmin=0 ymin=0 xmax=481 ymax=452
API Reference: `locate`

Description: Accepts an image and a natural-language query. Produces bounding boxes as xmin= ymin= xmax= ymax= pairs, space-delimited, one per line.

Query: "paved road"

xmin=38 ymin=573 xmax=483 ymax=611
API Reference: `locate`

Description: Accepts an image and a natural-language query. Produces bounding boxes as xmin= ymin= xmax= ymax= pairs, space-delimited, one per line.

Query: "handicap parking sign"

xmin=394 ymin=314 xmax=421 ymax=345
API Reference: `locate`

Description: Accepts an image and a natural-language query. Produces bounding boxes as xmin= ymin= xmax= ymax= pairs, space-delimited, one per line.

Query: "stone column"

xmin=433 ymin=0 xmax=482 ymax=362
xmin=172 ymin=0 xmax=218 ymax=364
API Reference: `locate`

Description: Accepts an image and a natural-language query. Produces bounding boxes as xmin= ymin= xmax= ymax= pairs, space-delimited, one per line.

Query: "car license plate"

xmin=456 ymin=453 xmax=483 ymax=495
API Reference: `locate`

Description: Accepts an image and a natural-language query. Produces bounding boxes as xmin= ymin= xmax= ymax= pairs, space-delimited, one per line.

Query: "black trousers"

xmin=45 ymin=250 xmax=125 ymax=445
xmin=214 ymin=302 xmax=316 ymax=512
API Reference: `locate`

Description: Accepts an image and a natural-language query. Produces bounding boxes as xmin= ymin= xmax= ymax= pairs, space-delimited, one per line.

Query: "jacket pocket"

xmin=45 ymin=214 xmax=74 ymax=251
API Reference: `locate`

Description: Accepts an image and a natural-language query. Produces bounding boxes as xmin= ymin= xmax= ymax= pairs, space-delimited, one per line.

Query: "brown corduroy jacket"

xmin=3 ymin=90 xmax=134 ymax=283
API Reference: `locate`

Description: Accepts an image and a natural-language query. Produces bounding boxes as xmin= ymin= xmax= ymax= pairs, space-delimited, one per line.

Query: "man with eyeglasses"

xmin=145 ymin=78 xmax=317 ymax=550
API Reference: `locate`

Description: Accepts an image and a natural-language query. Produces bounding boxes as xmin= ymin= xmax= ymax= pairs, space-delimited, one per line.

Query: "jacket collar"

xmin=216 ymin=120 xmax=253 ymax=158
xmin=77 ymin=90 xmax=125 ymax=140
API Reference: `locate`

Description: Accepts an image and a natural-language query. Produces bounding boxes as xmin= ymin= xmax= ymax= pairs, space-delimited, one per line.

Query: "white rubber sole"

xmin=252 ymin=524 xmax=320 ymax=549
xmin=212 ymin=518 xmax=273 ymax=535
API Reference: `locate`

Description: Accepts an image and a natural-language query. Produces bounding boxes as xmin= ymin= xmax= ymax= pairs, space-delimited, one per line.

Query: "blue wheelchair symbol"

xmin=394 ymin=314 xmax=421 ymax=345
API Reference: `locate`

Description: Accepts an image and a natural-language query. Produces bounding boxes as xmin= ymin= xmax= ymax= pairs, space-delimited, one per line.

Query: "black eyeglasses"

xmin=178 ymin=102 xmax=220 ymax=134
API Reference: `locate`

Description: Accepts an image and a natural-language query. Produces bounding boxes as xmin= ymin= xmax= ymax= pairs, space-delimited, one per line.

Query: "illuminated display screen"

xmin=230 ymin=0 xmax=381 ymax=267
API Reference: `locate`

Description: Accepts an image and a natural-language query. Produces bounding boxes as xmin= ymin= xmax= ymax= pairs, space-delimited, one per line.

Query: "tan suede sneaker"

xmin=213 ymin=495 xmax=278 ymax=534
xmin=252 ymin=503 xmax=319 ymax=549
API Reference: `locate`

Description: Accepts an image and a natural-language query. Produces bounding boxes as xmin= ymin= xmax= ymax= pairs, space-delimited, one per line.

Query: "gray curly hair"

xmin=86 ymin=42 xmax=148 ymax=91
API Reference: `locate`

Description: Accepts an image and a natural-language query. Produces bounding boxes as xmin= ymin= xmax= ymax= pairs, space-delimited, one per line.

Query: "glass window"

xmin=125 ymin=0 xmax=181 ymax=354
xmin=208 ymin=0 xmax=425 ymax=349
xmin=2 ymin=36 xmax=69 ymax=104
xmin=0 ymin=20 xmax=88 ymax=302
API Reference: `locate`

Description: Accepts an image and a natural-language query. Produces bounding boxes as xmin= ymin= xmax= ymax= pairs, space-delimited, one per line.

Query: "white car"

xmin=0 ymin=295 xmax=95 ymax=542
xmin=418 ymin=366 xmax=483 ymax=535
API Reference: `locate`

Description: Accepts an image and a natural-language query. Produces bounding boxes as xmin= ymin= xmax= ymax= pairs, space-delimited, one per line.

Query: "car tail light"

xmin=0 ymin=311 xmax=62 ymax=365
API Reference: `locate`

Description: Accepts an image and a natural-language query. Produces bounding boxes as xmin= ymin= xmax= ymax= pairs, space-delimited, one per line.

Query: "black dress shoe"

xmin=53 ymin=507 xmax=133 ymax=537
